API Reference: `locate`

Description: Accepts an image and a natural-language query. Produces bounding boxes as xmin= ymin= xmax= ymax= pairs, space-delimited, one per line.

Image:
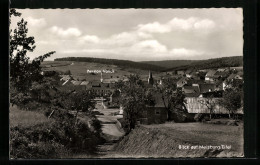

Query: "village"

xmin=8 ymin=8 xmax=247 ymax=159
xmin=55 ymin=65 xmax=243 ymax=126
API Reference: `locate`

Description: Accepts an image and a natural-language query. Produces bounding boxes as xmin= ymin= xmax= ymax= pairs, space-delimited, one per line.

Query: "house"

xmin=230 ymin=66 xmax=243 ymax=71
xmin=177 ymin=70 xmax=185 ymax=76
xmin=102 ymin=78 xmax=120 ymax=84
xmin=184 ymin=70 xmax=193 ymax=78
xmin=177 ymin=77 xmax=190 ymax=87
xmin=71 ymin=80 xmax=82 ymax=85
xmin=80 ymin=81 xmax=90 ymax=86
xmin=135 ymin=93 xmax=168 ymax=125
xmin=182 ymin=85 xmax=200 ymax=97
xmin=223 ymin=73 xmax=243 ymax=89
xmin=205 ymin=70 xmax=217 ymax=81
xmin=86 ymin=81 xmax=115 ymax=96
xmin=59 ymin=79 xmax=86 ymax=92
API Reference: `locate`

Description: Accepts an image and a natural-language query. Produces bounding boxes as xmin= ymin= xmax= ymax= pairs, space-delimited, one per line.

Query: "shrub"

xmin=10 ymin=109 xmax=105 ymax=158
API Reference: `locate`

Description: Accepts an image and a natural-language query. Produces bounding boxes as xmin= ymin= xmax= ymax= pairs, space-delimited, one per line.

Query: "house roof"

xmin=205 ymin=70 xmax=217 ymax=77
xmin=183 ymin=86 xmax=200 ymax=97
xmin=226 ymin=74 xmax=237 ymax=80
xmin=102 ymin=78 xmax=120 ymax=83
xmin=217 ymin=68 xmax=227 ymax=72
xmin=80 ymin=81 xmax=90 ymax=85
xmin=177 ymin=77 xmax=189 ymax=84
xmin=185 ymin=70 xmax=193 ymax=74
xmin=214 ymin=71 xmax=228 ymax=77
xmin=71 ymin=80 xmax=82 ymax=85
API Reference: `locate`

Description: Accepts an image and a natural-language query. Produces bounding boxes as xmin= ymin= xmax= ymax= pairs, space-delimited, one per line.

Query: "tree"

xmin=117 ymin=74 xmax=154 ymax=131
xmin=221 ymin=89 xmax=242 ymax=119
xmin=221 ymin=78 xmax=243 ymax=118
xmin=9 ymin=9 xmax=55 ymax=100
xmin=198 ymin=94 xmax=217 ymax=120
xmin=65 ymin=90 xmax=96 ymax=125
xmin=155 ymin=78 xmax=187 ymax=121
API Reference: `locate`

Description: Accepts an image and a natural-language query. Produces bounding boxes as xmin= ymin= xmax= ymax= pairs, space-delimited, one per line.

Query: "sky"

xmin=11 ymin=8 xmax=243 ymax=61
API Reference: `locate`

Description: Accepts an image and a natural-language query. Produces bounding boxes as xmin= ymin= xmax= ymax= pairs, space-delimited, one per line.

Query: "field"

xmin=108 ymin=121 xmax=243 ymax=158
xmin=41 ymin=61 xmax=164 ymax=81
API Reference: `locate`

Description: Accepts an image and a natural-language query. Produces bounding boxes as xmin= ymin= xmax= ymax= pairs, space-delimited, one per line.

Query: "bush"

xmin=10 ymin=108 xmax=105 ymax=158
xmin=10 ymin=125 xmax=70 ymax=159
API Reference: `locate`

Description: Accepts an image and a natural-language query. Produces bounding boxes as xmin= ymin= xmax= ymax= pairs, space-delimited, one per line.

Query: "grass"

xmin=41 ymin=61 xmax=163 ymax=81
xmin=143 ymin=122 xmax=243 ymax=152
xmin=9 ymin=105 xmax=54 ymax=128
xmin=109 ymin=122 xmax=243 ymax=158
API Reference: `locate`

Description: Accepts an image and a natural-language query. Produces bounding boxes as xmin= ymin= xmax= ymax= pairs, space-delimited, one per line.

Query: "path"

xmin=94 ymin=102 xmax=125 ymax=156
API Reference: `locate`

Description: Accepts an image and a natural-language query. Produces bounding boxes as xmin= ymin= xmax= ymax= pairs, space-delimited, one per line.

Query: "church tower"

xmin=100 ymin=72 xmax=103 ymax=83
xmin=148 ymin=70 xmax=154 ymax=85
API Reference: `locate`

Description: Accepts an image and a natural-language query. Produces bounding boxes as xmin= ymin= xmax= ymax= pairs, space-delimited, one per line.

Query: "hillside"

xmin=162 ymin=56 xmax=243 ymax=71
xmin=52 ymin=56 xmax=243 ymax=74
xmin=54 ymin=57 xmax=166 ymax=72
xmin=140 ymin=60 xmax=197 ymax=69
xmin=111 ymin=123 xmax=243 ymax=158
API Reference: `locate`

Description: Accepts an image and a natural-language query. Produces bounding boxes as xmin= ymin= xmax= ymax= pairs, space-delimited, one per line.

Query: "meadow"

xmin=41 ymin=61 xmax=163 ymax=81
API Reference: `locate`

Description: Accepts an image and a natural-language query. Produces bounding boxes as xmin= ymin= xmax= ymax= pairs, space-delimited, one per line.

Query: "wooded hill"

xmin=54 ymin=57 xmax=165 ymax=72
xmin=54 ymin=56 xmax=243 ymax=72
xmin=161 ymin=56 xmax=243 ymax=71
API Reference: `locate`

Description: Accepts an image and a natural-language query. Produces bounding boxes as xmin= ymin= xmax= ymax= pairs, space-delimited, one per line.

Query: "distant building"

xmin=86 ymin=81 xmax=115 ymax=96
xmin=185 ymin=97 xmax=234 ymax=114
xmin=205 ymin=70 xmax=217 ymax=81
xmin=177 ymin=77 xmax=189 ymax=88
xmin=148 ymin=71 xmax=154 ymax=85
xmin=177 ymin=70 xmax=185 ymax=76
xmin=230 ymin=66 xmax=243 ymax=71
xmin=128 ymin=93 xmax=168 ymax=125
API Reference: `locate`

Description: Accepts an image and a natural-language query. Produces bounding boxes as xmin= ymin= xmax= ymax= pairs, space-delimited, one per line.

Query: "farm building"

xmin=185 ymin=97 xmax=243 ymax=114
xmin=122 ymin=93 xmax=168 ymax=125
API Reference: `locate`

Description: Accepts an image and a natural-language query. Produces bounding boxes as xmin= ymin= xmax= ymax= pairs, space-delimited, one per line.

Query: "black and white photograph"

xmin=9 ymin=8 xmax=244 ymax=159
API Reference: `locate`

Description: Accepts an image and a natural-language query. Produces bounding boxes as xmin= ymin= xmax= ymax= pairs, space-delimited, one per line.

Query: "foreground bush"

xmin=10 ymin=109 xmax=104 ymax=158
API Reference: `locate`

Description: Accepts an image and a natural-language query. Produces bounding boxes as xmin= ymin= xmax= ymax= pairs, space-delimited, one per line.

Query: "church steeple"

xmin=148 ymin=70 xmax=154 ymax=85
xmin=100 ymin=72 xmax=103 ymax=83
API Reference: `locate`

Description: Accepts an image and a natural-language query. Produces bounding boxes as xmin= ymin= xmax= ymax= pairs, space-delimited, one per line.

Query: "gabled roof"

xmin=71 ymin=80 xmax=82 ymax=85
xmin=185 ymin=70 xmax=193 ymax=74
xmin=177 ymin=77 xmax=189 ymax=83
xmin=214 ymin=71 xmax=228 ymax=77
xmin=205 ymin=70 xmax=217 ymax=77
xmin=217 ymin=68 xmax=227 ymax=72
xmin=183 ymin=86 xmax=200 ymax=97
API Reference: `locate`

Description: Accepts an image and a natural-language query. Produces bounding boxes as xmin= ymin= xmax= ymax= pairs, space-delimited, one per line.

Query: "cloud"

xmin=137 ymin=17 xmax=216 ymax=33
xmin=49 ymin=26 xmax=82 ymax=38
xmin=26 ymin=17 xmax=47 ymax=28
xmin=131 ymin=40 xmax=167 ymax=53
xmin=137 ymin=22 xmax=171 ymax=33
xmin=80 ymin=35 xmax=100 ymax=43
xmin=170 ymin=48 xmax=205 ymax=57
xmin=105 ymin=31 xmax=153 ymax=46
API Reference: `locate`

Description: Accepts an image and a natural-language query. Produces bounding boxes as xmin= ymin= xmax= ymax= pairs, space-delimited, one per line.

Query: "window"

xmin=155 ymin=109 xmax=160 ymax=115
